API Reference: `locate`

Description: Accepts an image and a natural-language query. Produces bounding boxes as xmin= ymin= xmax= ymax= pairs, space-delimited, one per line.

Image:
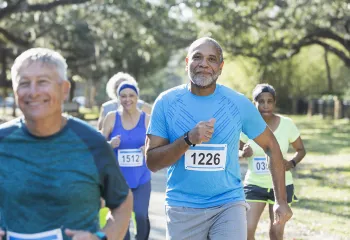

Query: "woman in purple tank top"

xmin=102 ymin=81 xmax=151 ymax=240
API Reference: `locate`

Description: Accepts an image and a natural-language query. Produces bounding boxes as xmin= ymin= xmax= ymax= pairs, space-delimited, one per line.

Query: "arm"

xmin=253 ymin=127 xmax=286 ymax=203
xmin=146 ymin=119 xmax=215 ymax=172
xmin=101 ymin=112 xmax=115 ymax=139
xmin=285 ymin=137 xmax=306 ymax=170
xmin=97 ymin=106 xmax=106 ymax=130
xmin=238 ymin=140 xmax=253 ymax=158
xmin=145 ymin=134 xmax=189 ymax=172
xmin=102 ymin=190 xmax=133 ymax=240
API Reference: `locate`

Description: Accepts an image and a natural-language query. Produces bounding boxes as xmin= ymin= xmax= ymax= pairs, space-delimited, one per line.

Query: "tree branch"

xmin=0 ymin=27 xmax=31 ymax=47
xmin=0 ymin=0 xmax=90 ymax=20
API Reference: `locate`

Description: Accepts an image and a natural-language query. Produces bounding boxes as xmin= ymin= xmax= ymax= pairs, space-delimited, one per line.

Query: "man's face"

xmin=186 ymin=41 xmax=224 ymax=88
xmin=14 ymin=61 xmax=70 ymax=122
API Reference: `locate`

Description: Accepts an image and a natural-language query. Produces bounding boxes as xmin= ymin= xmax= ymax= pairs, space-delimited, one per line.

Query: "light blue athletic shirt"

xmin=147 ymin=84 xmax=267 ymax=208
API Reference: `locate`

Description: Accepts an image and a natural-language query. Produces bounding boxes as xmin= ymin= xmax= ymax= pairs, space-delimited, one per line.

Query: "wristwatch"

xmin=95 ymin=231 xmax=107 ymax=240
xmin=184 ymin=131 xmax=195 ymax=146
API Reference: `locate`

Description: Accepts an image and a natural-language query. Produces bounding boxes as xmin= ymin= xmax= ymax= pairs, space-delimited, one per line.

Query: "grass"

xmin=253 ymin=115 xmax=350 ymax=240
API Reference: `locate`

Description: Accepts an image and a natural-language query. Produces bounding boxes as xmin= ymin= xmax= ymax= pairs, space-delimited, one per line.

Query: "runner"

xmin=98 ymin=72 xmax=152 ymax=130
xmin=0 ymin=48 xmax=133 ymax=240
xmin=145 ymin=37 xmax=293 ymax=240
xmin=240 ymin=83 xmax=306 ymax=240
xmin=102 ymin=80 xmax=151 ymax=240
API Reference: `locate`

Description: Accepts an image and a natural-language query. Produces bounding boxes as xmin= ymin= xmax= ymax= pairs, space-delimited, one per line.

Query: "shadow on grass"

xmin=296 ymin=166 xmax=350 ymax=190
xmin=294 ymin=198 xmax=350 ymax=219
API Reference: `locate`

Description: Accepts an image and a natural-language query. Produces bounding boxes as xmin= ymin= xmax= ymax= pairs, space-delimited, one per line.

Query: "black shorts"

xmin=244 ymin=184 xmax=298 ymax=205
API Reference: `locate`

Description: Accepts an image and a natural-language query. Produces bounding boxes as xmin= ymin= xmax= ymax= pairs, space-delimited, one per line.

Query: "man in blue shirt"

xmin=146 ymin=37 xmax=292 ymax=239
xmin=0 ymin=48 xmax=133 ymax=240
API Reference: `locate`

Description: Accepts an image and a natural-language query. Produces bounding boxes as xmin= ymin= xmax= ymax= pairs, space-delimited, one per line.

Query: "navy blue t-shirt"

xmin=0 ymin=116 xmax=129 ymax=237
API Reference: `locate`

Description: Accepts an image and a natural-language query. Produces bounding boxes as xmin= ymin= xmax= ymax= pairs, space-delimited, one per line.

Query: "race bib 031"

xmin=253 ymin=156 xmax=270 ymax=174
xmin=184 ymin=144 xmax=227 ymax=171
xmin=118 ymin=149 xmax=144 ymax=167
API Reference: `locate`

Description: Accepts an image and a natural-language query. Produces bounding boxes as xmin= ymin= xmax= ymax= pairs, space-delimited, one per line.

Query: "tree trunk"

xmin=324 ymin=48 xmax=333 ymax=93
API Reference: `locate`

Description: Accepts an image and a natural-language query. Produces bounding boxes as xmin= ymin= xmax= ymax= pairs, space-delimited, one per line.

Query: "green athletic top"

xmin=0 ymin=117 xmax=129 ymax=238
xmin=241 ymin=115 xmax=300 ymax=188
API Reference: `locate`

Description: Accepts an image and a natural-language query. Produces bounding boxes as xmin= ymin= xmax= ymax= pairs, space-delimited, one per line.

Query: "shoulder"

xmin=67 ymin=117 xmax=105 ymax=143
xmin=155 ymin=84 xmax=188 ymax=102
xmin=217 ymin=84 xmax=250 ymax=102
xmin=0 ymin=118 xmax=22 ymax=139
xmin=279 ymin=115 xmax=295 ymax=126
xmin=102 ymin=99 xmax=117 ymax=108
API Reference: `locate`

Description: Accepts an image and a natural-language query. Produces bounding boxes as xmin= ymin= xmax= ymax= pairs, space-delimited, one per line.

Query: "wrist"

xmin=94 ymin=231 xmax=107 ymax=240
xmin=290 ymin=159 xmax=297 ymax=168
xmin=184 ymin=131 xmax=195 ymax=146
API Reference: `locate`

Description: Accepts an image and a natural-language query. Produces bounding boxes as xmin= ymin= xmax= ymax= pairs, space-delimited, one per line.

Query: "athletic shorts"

xmin=244 ymin=184 xmax=298 ymax=205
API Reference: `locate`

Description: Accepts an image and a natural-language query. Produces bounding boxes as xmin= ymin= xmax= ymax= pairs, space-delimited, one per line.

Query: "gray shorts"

xmin=165 ymin=201 xmax=249 ymax=240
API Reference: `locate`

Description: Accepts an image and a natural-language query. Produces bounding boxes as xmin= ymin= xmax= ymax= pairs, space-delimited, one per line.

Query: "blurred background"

xmin=0 ymin=1 xmax=349 ymax=239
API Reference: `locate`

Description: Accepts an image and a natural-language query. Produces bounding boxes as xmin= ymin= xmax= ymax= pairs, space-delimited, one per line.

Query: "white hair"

xmin=11 ymin=48 xmax=68 ymax=89
xmin=116 ymin=80 xmax=140 ymax=97
xmin=106 ymin=72 xmax=138 ymax=100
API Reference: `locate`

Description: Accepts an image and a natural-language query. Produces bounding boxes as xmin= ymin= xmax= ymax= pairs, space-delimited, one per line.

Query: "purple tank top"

xmin=109 ymin=111 xmax=151 ymax=188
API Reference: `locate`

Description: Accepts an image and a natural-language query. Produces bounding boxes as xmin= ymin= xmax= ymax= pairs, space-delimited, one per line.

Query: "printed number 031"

xmin=191 ymin=153 xmax=220 ymax=165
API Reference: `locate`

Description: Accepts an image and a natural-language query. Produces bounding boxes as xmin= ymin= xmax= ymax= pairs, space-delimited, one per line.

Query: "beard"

xmin=188 ymin=70 xmax=220 ymax=88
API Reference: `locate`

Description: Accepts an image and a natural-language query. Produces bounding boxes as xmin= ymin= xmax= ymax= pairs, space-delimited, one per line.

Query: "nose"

xmin=28 ymin=82 xmax=39 ymax=98
xmin=199 ymin=58 xmax=209 ymax=68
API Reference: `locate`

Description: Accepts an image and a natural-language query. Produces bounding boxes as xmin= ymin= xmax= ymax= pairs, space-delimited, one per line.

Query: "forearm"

xmin=103 ymin=191 xmax=133 ymax=240
xmin=146 ymin=136 xmax=189 ymax=172
xmin=290 ymin=149 xmax=306 ymax=164
xmin=266 ymin=143 xmax=287 ymax=203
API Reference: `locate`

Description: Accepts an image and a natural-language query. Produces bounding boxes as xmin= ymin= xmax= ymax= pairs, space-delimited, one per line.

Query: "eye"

xmin=38 ymin=79 xmax=49 ymax=85
xmin=18 ymin=81 xmax=30 ymax=87
xmin=208 ymin=57 xmax=217 ymax=62
xmin=192 ymin=55 xmax=201 ymax=60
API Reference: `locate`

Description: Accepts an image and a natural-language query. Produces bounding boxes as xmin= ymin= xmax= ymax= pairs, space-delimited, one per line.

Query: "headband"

xmin=253 ymin=86 xmax=276 ymax=101
xmin=118 ymin=84 xmax=138 ymax=96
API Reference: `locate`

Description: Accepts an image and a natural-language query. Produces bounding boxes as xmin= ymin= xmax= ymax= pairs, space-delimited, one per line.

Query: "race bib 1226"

xmin=184 ymin=144 xmax=227 ymax=171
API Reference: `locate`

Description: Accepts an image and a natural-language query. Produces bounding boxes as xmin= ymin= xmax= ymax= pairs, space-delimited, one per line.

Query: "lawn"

xmin=252 ymin=115 xmax=350 ymax=240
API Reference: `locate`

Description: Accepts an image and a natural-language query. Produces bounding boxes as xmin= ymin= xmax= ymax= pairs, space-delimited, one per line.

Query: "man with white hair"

xmin=97 ymin=72 xmax=152 ymax=130
xmin=145 ymin=37 xmax=293 ymax=239
xmin=0 ymin=48 xmax=133 ymax=240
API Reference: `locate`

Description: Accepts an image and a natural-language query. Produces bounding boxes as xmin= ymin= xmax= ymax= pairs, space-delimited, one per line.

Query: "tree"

xmin=186 ymin=0 xmax=350 ymax=67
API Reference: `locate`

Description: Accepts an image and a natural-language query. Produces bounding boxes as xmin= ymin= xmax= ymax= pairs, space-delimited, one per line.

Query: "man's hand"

xmin=273 ymin=202 xmax=293 ymax=225
xmin=189 ymin=118 xmax=216 ymax=144
xmin=65 ymin=229 xmax=99 ymax=240
xmin=0 ymin=228 xmax=5 ymax=239
xmin=241 ymin=144 xmax=253 ymax=158
xmin=284 ymin=159 xmax=294 ymax=171
xmin=109 ymin=135 xmax=121 ymax=148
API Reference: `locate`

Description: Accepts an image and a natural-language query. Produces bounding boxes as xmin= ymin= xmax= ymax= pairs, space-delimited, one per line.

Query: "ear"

xmin=62 ymin=80 xmax=71 ymax=101
xmin=185 ymin=56 xmax=189 ymax=71
xmin=219 ymin=61 xmax=224 ymax=71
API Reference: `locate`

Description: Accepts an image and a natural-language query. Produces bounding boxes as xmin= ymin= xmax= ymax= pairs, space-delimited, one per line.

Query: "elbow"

xmin=146 ymin=159 xmax=159 ymax=173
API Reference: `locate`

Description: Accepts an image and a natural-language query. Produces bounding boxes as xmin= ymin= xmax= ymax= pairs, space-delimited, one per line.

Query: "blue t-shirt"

xmin=0 ymin=117 xmax=129 ymax=238
xmin=147 ymin=84 xmax=266 ymax=208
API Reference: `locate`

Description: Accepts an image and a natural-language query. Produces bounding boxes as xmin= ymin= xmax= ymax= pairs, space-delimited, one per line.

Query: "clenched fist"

xmin=188 ymin=118 xmax=216 ymax=145
xmin=109 ymin=135 xmax=121 ymax=148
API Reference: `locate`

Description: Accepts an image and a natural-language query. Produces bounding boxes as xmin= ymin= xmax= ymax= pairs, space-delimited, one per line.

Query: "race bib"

xmin=7 ymin=229 xmax=63 ymax=240
xmin=253 ymin=156 xmax=270 ymax=174
xmin=118 ymin=149 xmax=144 ymax=167
xmin=185 ymin=144 xmax=227 ymax=171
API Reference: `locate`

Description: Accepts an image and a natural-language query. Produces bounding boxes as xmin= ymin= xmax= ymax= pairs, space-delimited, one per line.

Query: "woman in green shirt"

xmin=240 ymin=83 xmax=306 ymax=240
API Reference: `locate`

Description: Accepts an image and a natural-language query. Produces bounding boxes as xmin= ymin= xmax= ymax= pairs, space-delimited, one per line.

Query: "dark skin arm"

xmin=253 ymin=126 xmax=293 ymax=224
xmin=284 ymin=137 xmax=306 ymax=170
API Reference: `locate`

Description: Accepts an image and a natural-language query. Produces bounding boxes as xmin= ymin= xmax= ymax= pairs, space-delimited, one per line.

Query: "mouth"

xmin=25 ymin=100 xmax=48 ymax=106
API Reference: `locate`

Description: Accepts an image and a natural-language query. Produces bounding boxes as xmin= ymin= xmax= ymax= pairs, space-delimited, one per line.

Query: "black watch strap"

xmin=184 ymin=131 xmax=195 ymax=146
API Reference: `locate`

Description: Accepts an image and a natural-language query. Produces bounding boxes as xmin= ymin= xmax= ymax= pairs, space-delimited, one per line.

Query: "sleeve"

xmin=287 ymin=118 xmax=300 ymax=143
xmin=97 ymin=141 xmax=129 ymax=209
xmin=240 ymin=132 xmax=249 ymax=143
xmin=239 ymin=96 xmax=267 ymax=140
xmin=146 ymin=94 xmax=169 ymax=139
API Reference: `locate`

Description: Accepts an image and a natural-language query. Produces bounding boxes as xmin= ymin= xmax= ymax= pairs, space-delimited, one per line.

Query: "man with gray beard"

xmin=145 ymin=37 xmax=292 ymax=239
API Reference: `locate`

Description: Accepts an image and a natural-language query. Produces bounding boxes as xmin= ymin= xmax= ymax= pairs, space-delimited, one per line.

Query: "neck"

xmin=122 ymin=107 xmax=139 ymax=116
xmin=24 ymin=115 xmax=67 ymax=137
xmin=262 ymin=114 xmax=276 ymax=125
xmin=189 ymin=81 xmax=216 ymax=96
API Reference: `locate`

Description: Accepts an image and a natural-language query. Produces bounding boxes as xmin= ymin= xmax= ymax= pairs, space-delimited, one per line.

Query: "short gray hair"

xmin=11 ymin=48 xmax=67 ymax=88
xmin=106 ymin=72 xmax=138 ymax=100
xmin=188 ymin=37 xmax=224 ymax=63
